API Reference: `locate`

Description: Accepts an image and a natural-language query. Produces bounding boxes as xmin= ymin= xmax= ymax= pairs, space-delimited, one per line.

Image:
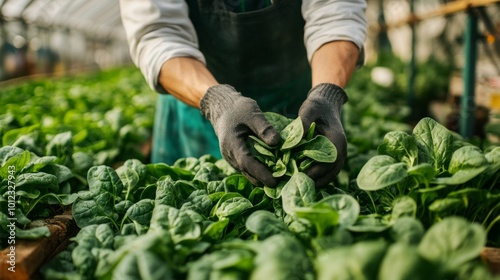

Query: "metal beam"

xmin=460 ymin=9 xmax=479 ymax=138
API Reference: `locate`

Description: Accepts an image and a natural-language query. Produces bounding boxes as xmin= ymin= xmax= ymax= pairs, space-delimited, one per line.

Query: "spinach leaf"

xmin=215 ymin=197 xmax=253 ymax=220
xmin=72 ymin=166 xmax=123 ymax=229
xmin=378 ymin=131 xmax=419 ymax=166
xmin=379 ymin=242 xmax=441 ymax=280
xmin=281 ymin=172 xmax=316 ymax=216
xmin=245 ymin=210 xmax=288 ymax=239
xmin=264 ymin=112 xmax=293 ymax=132
xmin=357 ymin=155 xmax=408 ymax=191
xmin=417 ymin=217 xmax=486 ymax=273
xmin=296 ymin=135 xmax=337 ymax=163
xmin=316 ymin=240 xmax=388 ymax=280
xmin=280 ymin=117 xmax=304 ymax=150
xmin=434 ymin=146 xmax=488 ymax=185
xmin=251 ymin=234 xmax=314 ymax=280
xmin=314 ymin=194 xmax=360 ymax=229
xmin=390 ymin=217 xmax=425 ymax=245
xmin=413 ymin=118 xmax=454 ymax=171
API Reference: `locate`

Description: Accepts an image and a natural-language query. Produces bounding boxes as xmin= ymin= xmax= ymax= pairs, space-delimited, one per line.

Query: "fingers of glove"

xmin=305 ymin=160 xmax=344 ymax=188
xmin=313 ymin=118 xmax=347 ymax=159
xmin=298 ymin=104 xmax=313 ymax=128
xmin=222 ymin=137 xmax=277 ymax=187
xmin=246 ymin=112 xmax=281 ymax=147
xmin=237 ymin=154 xmax=277 ymax=187
xmin=241 ymin=171 xmax=263 ymax=187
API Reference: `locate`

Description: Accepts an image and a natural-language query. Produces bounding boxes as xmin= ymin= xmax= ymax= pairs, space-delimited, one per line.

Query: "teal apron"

xmin=152 ymin=0 xmax=311 ymax=164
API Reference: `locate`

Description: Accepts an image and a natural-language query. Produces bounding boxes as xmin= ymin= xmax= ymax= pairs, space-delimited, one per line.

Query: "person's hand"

xmin=200 ymin=84 xmax=280 ymax=187
xmin=298 ymin=83 xmax=348 ymax=187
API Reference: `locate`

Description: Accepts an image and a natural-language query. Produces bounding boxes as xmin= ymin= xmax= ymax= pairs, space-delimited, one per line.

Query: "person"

xmin=119 ymin=0 xmax=367 ymax=188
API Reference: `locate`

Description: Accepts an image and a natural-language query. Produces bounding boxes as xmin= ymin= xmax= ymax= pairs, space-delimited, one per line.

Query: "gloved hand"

xmin=200 ymin=84 xmax=281 ymax=187
xmin=298 ymin=83 xmax=348 ymax=187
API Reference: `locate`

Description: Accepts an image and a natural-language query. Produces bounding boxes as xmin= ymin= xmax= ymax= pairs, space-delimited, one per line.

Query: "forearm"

xmin=310 ymin=41 xmax=360 ymax=88
xmin=158 ymin=57 xmax=218 ymax=108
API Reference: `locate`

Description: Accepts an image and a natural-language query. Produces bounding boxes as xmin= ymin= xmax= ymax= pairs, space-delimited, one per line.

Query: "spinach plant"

xmin=0 ymin=146 xmax=79 ymax=247
xmin=356 ymin=117 xmax=500 ymax=245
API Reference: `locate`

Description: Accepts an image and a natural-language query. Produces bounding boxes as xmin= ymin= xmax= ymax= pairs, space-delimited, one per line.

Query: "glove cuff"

xmin=307 ymin=83 xmax=348 ymax=108
xmin=200 ymin=84 xmax=242 ymax=122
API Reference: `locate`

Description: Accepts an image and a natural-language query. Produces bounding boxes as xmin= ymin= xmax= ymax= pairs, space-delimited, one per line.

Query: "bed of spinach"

xmin=0 ymin=145 xmax=81 ymax=247
xmin=0 ymin=67 xmax=156 ymax=167
xmin=356 ymin=117 xmax=500 ymax=246
xmin=40 ymin=154 xmax=499 ymax=280
xmin=0 ymin=68 xmax=156 ymax=249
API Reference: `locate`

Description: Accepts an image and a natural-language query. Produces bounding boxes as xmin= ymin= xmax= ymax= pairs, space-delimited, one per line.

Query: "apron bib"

xmin=152 ymin=0 xmax=311 ymax=164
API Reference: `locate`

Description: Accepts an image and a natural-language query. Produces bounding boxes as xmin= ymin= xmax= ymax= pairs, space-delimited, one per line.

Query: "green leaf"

xmin=216 ymin=197 xmax=253 ymax=220
xmin=407 ymin=163 xmax=437 ymax=182
xmin=448 ymin=146 xmax=488 ymax=174
xmin=316 ymin=240 xmax=388 ymax=280
xmin=222 ymin=174 xmax=254 ymax=197
xmin=281 ymin=172 xmax=316 ymax=216
xmin=295 ymin=205 xmax=339 ymax=236
xmin=264 ymin=181 xmax=285 ymax=199
xmin=485 ymin=147 xmax=500 ymax=171
xmin=2 ymin=125 xmax=39 ymax=146
xmin=45 ymin=131 xmax=74 ymax=165
xmin=245 ymin=210 xmax=288 ymax=239
xmin=280 ymin=117 xmax=304 ymax=150
xmin=413 ymin=118 xmax=454 ymax=171
xmin=251 ymin=234 xmax=314 ymax=280
xmin=16 ymin=172 xmax=59 ymax=191
xmin=390 ymin=217 xmax=425 ymax=245
xmin=391 ymin=196 xmax=417 ymax=221
xmin=122 ymin=199 xmax=155 ymax=234
xmin=315 ymin=194 xmax=360 ymax=228
xmin=147 ymin=162 xmax=194 ymax=181
xmin=111 ymin=250 xmax=174 ymax=280
xmin=149 ymin=205 xmax=202 ymax=243
xmin=41 ymin=164 xmax=74 ymax=183
xmin=434 ymin=146 xmax=488 ymax=185
xmin=306 ymin=122 xmax=316 ymax=141
xmin=348 ymin=214 xmax=391 ymax=233
xmin=264 ymin=112 xmax=293 ymax=132
xmin=357 ymin=155 xmax=408 ymax=191
xmin=203 ymin=219 xmax=229 ymax=241
xmin=272 ymin=159 xmax=287 ymax=177
xmin=16 ymin=226 xmax=51 ymax=239
xmin=417 ymin=217 xmax=486 ymax=272
xmin=0 ymin=150 xmax=30 ymax=177
xmin=379 ymin=243 xmax=441 ymax=280
xmin=296 ymin=135 xmax=337 ymax=163
xmin=378 ymin=131 xmax=418 ymax=165
xmin=249 ymin=135 xmax=275 ymax=150
xmin=72 ymin=166 xmax=123 ymax=229
xmin=428 ymin=198 xmax=466 ymax=214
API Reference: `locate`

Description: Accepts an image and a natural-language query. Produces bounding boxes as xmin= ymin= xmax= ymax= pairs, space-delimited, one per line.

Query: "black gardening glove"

xmin=298 ymin=83 xmax=348 ymax=187
xmin=200 ymin=84 xmax=281 ymax=187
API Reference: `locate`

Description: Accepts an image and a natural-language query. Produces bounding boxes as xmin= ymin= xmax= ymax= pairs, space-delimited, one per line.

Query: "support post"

xmin=408 ymin=0 xmax=417 ymax=122
xmin=460 ymin=9 xmax=478 ymax=138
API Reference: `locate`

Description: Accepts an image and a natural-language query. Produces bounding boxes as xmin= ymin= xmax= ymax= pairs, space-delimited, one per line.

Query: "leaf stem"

xmin=25 ymin=193 xmax=62 ymax=217
xmin=482 ymin=202 xmax=500 ymax=228
xmin=366 ymin=191 xmax=378 ymax=214
xmin=485 ymin=214 xmax=500 ymax=235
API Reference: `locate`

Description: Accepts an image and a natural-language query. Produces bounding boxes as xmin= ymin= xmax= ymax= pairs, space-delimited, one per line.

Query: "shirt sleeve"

xmin=119 ymin=0 xmax=205 ymax=92
xmin=302 ymin=0 xmax=367 ymax=67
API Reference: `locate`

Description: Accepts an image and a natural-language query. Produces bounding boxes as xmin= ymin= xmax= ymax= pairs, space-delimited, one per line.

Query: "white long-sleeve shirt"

xmin=119 ymin=0 xmax=367 ymax=92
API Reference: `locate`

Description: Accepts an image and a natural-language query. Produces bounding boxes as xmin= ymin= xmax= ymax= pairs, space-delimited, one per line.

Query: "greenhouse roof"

xmin=1 ymin=0 xmax=125 ymax=40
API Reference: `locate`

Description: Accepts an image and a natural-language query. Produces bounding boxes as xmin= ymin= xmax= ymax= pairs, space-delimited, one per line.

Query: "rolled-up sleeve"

xmin=119 ymin=0 xmax=205 ymax=92
xmin=302 ymin=0 xmax=367 ymax=66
